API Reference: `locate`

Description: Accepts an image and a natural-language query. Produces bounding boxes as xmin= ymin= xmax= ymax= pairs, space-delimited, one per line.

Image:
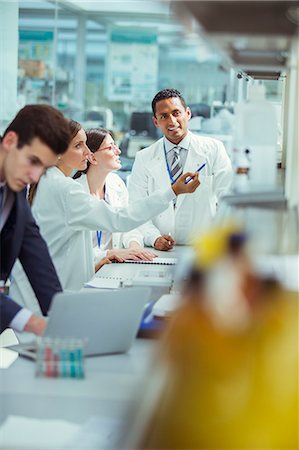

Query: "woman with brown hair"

xmin=74 ymin=127 xmax=156 ymax=264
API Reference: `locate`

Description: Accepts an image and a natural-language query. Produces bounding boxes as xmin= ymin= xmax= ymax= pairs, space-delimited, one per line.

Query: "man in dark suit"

xmin=0 ymin=104 xmax=70 ymax=335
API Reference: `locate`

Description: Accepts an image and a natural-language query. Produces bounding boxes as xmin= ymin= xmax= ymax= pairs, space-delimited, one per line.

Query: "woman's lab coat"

xmin=128 ymin=132 xmax=233 ymax=246
xmin=9 ymin=167 xmax=175 ymax=315
xmin=77 ymin=172 xmax=143 ymax=263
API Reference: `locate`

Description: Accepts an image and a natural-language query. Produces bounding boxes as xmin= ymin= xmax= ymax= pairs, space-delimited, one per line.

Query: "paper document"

xmin=84 ymin=278 xmax=121 ymax=289
xmin=132 ymin=268 xmax=173 ymax=287
xmin=153 ymin=293 xmax=181 ymax=317
xmin=0 ymin=415 xmax=79 ymax=450
xmin=64 ymin=416 xmax=123 ymax=449
xmin=124 ymin=257 xmax=177 ymax=265
xmin=0 ymin=415 xmax=123 ymax=450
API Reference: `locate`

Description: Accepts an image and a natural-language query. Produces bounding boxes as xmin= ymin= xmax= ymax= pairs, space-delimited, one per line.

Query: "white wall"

xmin=0 ymin=0 xmax=18 ymax=121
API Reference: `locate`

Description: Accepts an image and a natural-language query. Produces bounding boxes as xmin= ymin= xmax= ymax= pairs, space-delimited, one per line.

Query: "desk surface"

xmin=0 ymin=247 xmax=190 ymax=449
xmin=0 ymin=338 xmax=155 ymax=448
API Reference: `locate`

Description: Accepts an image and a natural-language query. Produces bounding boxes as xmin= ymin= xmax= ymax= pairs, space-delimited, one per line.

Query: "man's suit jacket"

xmin=0 ymin=189 xmax=62 ymax=332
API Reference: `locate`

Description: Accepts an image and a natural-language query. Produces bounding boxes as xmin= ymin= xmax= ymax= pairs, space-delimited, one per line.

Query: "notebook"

xmin=84 ymin=257 xmax=178 ymax=291
xmin=87 ymin=263 xmax=174 ymax=289
xmin=10 ymin=288 xmax=151 ymax=357
xmin=124 ymin=257 xmax=177 ymax=265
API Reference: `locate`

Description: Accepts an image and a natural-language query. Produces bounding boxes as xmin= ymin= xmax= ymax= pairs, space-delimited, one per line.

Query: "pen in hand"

xmin=154 ymin=233 xmax=175 ymax=251
xmin=184 ymin=163 xmax=206 ymax=184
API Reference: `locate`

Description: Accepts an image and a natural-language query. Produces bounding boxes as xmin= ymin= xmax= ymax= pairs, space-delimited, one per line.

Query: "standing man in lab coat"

xmin=128 ymin=88 xmax=233 ymax=250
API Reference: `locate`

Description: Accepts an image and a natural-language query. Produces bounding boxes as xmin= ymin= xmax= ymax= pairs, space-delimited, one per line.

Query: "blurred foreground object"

xmin=124 ymin=225 xmax=298 ymax=449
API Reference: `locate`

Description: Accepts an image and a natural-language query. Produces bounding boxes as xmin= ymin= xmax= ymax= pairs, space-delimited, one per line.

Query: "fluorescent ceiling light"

xmin=19 ymin=17 xmax=77 ymax=28
xmin=114 ymin=21 xmax=183 ymax=32
xmin=19 ymin=0 xmax=59 ymax=9
xmin=59 ymin=0 xmax=170 ymax=14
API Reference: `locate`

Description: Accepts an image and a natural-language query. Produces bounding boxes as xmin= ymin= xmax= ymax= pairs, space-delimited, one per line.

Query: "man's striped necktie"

xmin=170 ymin=146 xmax=183 ymax=182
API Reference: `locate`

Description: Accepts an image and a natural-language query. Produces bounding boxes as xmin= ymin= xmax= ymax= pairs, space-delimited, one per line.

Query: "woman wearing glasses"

xmin=10 ymin=120 xmax=199 ymax=319
xmin=74 ymin=128 xmax=156 ymax=265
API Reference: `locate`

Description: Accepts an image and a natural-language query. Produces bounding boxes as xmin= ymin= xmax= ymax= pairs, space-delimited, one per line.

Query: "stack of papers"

xmin=0 ymin=415 xmax=124 ymax=450
xmin=152 ymin=293 xmax=181 ymax=318
xmin=0 ymin=416 xmax=79 ymax=449
xmin=84 ymin=278 xmax=121 ymax=289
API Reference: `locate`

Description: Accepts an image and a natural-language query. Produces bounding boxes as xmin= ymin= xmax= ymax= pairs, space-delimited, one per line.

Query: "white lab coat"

xmin=9 ymin=167 xmax=175 ymax=314
xmin=128 ymin=131 xmax=233 ymax=246
xmin=77 ymin=173 xmax=143 ymax=264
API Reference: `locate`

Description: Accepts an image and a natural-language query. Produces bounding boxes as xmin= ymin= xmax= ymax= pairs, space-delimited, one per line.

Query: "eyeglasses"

xmin=97 ymin=143 xmax=119 ymax=153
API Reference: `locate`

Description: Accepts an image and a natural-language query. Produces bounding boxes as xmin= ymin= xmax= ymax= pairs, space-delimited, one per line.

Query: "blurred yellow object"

xmin=192 ymin=222 xmax=244 ymax=269
xmin=124 ymin=227 xmax=298 ymax=450
xmin=136 ymin=284 xmax=298 ymax=449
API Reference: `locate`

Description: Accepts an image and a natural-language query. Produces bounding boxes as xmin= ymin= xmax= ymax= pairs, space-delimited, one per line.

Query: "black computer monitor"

xmin=130 ymin=112 xmax=159 ymax=139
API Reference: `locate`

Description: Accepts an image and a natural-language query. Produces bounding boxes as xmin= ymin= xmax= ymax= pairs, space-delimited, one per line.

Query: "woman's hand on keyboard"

xmin=95 ymin=257 xmax=112 ymax=273
xmin=106 ymin=247 xmax=157 ymax=263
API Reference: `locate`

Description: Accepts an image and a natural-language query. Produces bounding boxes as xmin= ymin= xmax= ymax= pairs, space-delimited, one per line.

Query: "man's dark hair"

xmin=3 ymin=104 xmax=71 ymax=155
xmin=152 ymin=88 xmax=187 ymax=117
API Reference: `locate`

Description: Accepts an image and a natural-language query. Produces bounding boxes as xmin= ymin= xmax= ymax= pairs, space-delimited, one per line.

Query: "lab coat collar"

xmin=105 ymin=173 xmax=122 ymax=205
xmin=48 ymin=166 xmax=65 ymax=178
xmin=106 ymin=173 xmax=123 ymax=193
xmin=164 ymin=131 xmax=191 ymax=153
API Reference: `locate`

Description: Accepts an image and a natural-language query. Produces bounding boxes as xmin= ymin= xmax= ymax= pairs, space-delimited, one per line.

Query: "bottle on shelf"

xmin=234 ymin=148 xmax=250 ymax=193
xmin=234 ymin=84 xmax=278 ymax=191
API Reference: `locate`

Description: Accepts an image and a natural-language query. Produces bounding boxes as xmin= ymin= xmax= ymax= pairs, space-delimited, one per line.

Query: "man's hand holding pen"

xmin=171 ymin=172 xmax=200 ymax=196
xmin=154 ymin=233 xmax=176 ymax=251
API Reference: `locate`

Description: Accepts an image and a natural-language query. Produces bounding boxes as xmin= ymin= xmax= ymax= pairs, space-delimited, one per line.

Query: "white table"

xmin=0 ymin=247 xmax=191 ymax=448
xmin=0 ymin=338 xmax=154 ymax=424
xmin=0 ymin=338 xmax=155 ymax=448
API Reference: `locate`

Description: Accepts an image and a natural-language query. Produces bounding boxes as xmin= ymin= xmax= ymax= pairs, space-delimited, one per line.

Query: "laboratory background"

xmin=0 ymin=0 xmax=298 ymax=449
xmin=1 ymin=1 xmax=297 ymax=201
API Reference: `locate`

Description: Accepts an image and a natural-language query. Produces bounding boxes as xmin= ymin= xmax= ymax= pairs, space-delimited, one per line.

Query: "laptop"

xmin=11 ymin=287 xmax=151 ymax=357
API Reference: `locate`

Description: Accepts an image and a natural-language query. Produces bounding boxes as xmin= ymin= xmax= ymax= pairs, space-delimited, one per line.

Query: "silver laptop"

xmin=12 ymin=287 xmax=151 ymax=357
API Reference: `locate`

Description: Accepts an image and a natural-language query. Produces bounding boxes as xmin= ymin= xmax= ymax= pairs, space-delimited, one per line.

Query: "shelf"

xmin=222 ymin=190 xmax=287 ymax=209
xmin=172 ymin=1 xmax=299 ymax=76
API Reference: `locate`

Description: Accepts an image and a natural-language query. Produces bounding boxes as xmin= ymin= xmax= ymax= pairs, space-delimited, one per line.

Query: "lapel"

xmin=148 ymin=140 xmax=172 ymax=192
xmin=175 ymin=133 xmax=207 ymax=213
xmin=105 ymin=175 xmax=123 ymax=206
xmin=105 ymin=175 xmax=125 ymax=248
xmin=0 ymin=192 xmax=22 ymax=280
xmin=105 ymin=181 xmax=116 ymax=205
